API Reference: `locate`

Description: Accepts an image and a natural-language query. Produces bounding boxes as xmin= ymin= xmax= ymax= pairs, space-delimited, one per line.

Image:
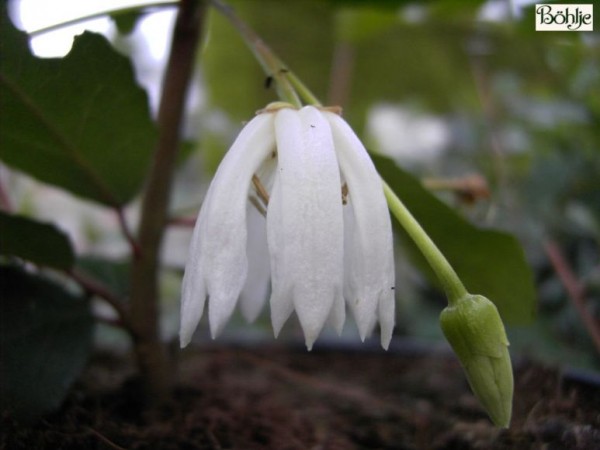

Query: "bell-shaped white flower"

xmin=180 ymin=105 xmax=395 ymax=350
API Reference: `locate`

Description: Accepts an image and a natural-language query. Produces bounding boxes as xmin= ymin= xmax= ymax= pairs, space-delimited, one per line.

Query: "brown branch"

xmin=67 ymin=268 xmax=132 ymax=332
xmin=115 ymin=207 xmax=141 ymax=258
xmin=168 ymin=215 xmax=197 ymax=227
xmin=543 ymin=239 xmax=600 ymax=355
xmin=327 ymin=41 xmax=355 ymax=108
xmin=422 ymin=174 xmax=491 ymax=205
xmin=128 ymin=0 xmax=207 ymax=401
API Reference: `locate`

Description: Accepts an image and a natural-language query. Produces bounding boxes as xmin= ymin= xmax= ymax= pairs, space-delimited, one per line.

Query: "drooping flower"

xmin=180 ymin=104 xmax=395 ymax=350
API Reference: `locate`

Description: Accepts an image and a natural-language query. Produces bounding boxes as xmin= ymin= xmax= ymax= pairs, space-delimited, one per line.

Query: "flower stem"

xmin=382 ymin=180 xmax=467 ymax=305
xmin=287 ymin=71 xmax=322 ymax=107
xmin=209 ymin=0 xmax=302 ymax=108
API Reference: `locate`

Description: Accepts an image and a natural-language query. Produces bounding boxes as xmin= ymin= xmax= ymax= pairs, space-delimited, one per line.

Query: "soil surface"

xmin=3 ymin=341 xmax=600 ymax=449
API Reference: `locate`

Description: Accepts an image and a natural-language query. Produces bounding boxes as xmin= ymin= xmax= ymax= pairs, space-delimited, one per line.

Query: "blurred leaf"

xmin=0 ymin=211 xmax=74 ymax=270
xmin=0 ymin=265 xmax=94 ymax=420
xmin=0 ymin=11 xmax=157 ymax=206
xmin=374 ymin=155 xmax=536 ymax=324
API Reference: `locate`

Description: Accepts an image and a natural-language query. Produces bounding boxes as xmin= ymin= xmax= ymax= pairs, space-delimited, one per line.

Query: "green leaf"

xmin=0 ymin=211 xmax=75 ymax=270
xmin=0 ymin=265 xmax=94 ymax=420
xmin=374 ymin=155 xmax=536 ymax=324
xmin=0 ymin=11 xmax=157 ymax=206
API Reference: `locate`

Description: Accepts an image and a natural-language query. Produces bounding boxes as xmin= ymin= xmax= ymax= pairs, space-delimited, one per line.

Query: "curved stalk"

xmin=209 ymin=0 xmax=302 ymax=107
xmin=382 ymin=181 xmax=467 ymax=305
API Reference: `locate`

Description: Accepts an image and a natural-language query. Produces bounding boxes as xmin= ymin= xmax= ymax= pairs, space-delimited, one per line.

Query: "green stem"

xmin=287 ymin=71 xmax=322 ymax=107
xmin=382 ymin=181 xmax=467 ymax=305
xmin=28 ymin=1 xmax=178 ymax=37
xmin=209 ymin=0 xmax=301 ymax=108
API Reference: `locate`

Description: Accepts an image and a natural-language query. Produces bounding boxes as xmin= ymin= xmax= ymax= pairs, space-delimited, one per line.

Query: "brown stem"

xmin=68 ymin=269 xmax=132 ymax=332
xmin=543 ymin=239 xmax=600 ymax=355
xmin=115 ymin=207 xmax=141 ymax=258
xmin=327 ymin=41 xmax=355 ymax=108
xmin=168 ymin=215 xmax=197 ymax=227
xmin=129 ymin=0 xmax=206 ymax=401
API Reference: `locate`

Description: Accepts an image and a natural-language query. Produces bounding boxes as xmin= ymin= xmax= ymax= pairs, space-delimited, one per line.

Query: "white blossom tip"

xmin=179 ymin=333 xmax=191 ymax=349
xmin=305 ymin=338 xmax=315 ymax=351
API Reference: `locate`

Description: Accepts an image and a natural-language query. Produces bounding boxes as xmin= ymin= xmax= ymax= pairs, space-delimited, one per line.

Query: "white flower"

xmin=180 ymin=105 xmax=395 ymax=350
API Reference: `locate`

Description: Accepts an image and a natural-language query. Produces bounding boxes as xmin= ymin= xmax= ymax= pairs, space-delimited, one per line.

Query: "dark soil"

xmin=3 ymin=340 xmax=600 ymax=449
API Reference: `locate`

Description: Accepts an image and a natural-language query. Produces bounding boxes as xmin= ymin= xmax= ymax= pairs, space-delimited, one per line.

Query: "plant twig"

xmin=168 ymin=215 xmax=197 ymax=227
xmin=543 ymin=239 xmax=600 ymax=355
xmin=68 ymin=268 xmax=132 ymax=332
xmin=115 ymin=207 xmax=141 ymax=258
xmin=422 ymin=174 xmax=490 ymax=205
xmin=129 ymin=0 xmax=207 ymax=401
xmin=383 ymin=180 xmax=468 ymax=305
xmin=327 ymin=41 xmax=354 ymax=108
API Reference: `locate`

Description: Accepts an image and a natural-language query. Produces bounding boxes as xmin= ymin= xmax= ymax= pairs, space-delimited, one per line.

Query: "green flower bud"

xmin=440 ymin=294 xmax=514 ymax=428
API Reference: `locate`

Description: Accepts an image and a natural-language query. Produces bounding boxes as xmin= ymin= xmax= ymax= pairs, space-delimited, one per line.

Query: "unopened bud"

xmin=440 ymin=294 xmax=513 ymax=427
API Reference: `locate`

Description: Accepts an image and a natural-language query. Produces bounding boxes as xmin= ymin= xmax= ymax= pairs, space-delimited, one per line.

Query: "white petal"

xmin=180 ymin=113 xmax=275 ymax=346
xmin=342 ymin=200 xmax=376 ymax=339
xmin=325 ymin=112 xmax=396 ymax=348
xmin=268 ymin=106 xmax=344 ymax=349
xmin=179 ymin=222 xmax=207 ymax=347
xmin=266 ymin=170 xmax=294 ymax=336
xmin=378 ymin=279 xmax=395 ymax=349
xmin=327 ymin=290 xmax=346 ymax=335
xmin=239 ymin=203 xmax=271 ymax=322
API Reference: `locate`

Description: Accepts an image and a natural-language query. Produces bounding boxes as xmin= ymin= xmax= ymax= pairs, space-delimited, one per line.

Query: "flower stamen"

xmin=341 ymin=183 xmax=349 ymax=205
xmin=252 ymin=174 xmax=270 ymax=206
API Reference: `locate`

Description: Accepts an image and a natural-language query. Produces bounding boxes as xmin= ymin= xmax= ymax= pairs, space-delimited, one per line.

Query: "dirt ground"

xmin=3 ymin=340 xmax=600 ymax=449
